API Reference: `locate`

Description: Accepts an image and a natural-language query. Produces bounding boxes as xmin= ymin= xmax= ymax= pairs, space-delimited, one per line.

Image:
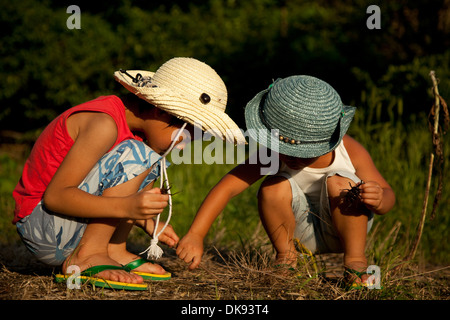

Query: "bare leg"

xmin=104 ymin=170 xmax=166 ymax=274
xmin=62 ymin=169 xmax=164 ymax=282
xmin=327 ymin=175 xmax=370 ymax=282
xmin=62 ymin=218 xmax=143 ymax=284
xmin=108 ymin=218 xmax=166 ymax=275
xmin=258 ymin=176 xmax=297 ymax=267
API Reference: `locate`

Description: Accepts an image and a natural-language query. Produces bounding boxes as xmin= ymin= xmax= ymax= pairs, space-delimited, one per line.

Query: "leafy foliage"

xmin=0 ymin=0 xmax=449 ymax=265
xmin=1 ymin=0 xmax=449 ymax=130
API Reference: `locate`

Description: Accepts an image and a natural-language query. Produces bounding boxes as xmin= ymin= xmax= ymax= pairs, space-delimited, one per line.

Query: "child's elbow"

xmin=42 ymin=189 xmax=59 ymax=212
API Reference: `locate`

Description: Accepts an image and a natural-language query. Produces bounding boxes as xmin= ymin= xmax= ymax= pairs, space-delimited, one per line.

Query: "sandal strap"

xmin=344 ymin=267 xmax=368 ymax=278
xmin=81 ymin=265 xmax=124 ymax=277
xmin=123 ymin=258 xmax=153 ymax=272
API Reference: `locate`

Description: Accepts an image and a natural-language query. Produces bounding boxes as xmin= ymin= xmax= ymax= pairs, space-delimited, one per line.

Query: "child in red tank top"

xmin=13 ymin=58 xmax=245 ymax=290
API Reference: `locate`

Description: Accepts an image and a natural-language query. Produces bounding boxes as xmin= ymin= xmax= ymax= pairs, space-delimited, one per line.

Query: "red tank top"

xmin=12 ymin=95 xmax=142 ymax=224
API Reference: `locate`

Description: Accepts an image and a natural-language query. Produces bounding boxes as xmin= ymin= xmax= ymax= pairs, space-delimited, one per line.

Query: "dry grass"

xmin=1 ymin=127 xmax=449 ymax=302
xmin=0 ymin=241 xmax=448 ymax=301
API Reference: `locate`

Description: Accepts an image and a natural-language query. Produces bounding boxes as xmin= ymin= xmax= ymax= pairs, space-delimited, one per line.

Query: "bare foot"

xmin=344 ymin=260 xmax=371 ymax=285
xmin=109 ymin=249 xmax=167 ymax=275
xmin=63 ymin=249 xmax=143 ymax=284
xmin=274 ymin=249 xmax=298 ymax=269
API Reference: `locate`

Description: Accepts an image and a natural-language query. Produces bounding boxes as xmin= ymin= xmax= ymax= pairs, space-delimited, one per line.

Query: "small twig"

xmin=212 ymin=246 xmax=232 ymax=269
xmin=389 ymin=265 xmax=450 ymax=282
xmin=405 ymin=71 xmax=443 ymax=262
xmin=197 ymin=264 xmax=222 ymax=281
xmin=405 ymin=156 xmax=434 ymax=262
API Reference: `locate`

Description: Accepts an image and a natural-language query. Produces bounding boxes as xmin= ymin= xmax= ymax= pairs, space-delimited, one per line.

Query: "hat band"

xmin=120 ymin=69 xmax=156 ymax=88
xmin=276 ymin=133 xmax=331 ymax=145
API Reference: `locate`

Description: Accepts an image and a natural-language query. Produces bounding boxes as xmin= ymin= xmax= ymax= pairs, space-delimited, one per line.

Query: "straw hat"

xmin=245 ymin=75 xmax=356 ymax=158
xmin=114 ymin=57 xmax=246 ymax=145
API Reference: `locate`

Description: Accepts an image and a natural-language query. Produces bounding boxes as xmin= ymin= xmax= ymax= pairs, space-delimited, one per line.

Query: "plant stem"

xmin=405 ymin=71 xmax=441 ymax=262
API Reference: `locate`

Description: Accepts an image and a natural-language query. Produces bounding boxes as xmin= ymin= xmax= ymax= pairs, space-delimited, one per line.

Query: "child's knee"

xmin=327 ymin=174 xmax=368 ymax=214
xmin=327 ymin=175 xmax=355 ymax=199
xmin=258 ymin=176 xmax=292 ymax=205
xmin=91 ymin=139 xmax=157 ymax=193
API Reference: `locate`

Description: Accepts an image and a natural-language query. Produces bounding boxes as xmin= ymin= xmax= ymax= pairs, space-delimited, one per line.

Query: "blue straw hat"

xmin=244 ymin=75 xmax=356 ymax=158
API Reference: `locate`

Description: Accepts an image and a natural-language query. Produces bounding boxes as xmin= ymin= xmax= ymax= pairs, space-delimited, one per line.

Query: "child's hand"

xmin=157 ymin=224 xmax=179 ymax=248
xmin=360 ymin=181 xmax=384 ymax=212
xmin=176 ymin=232 xmax=204 ymax=270
xmin=137 ymin=219 xmax=179 ymax=248
xmin=127 ymin=188 xmax=169 ymax=220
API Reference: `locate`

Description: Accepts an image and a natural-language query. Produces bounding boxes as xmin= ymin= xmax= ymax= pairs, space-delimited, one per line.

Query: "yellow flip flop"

xmin=54 ymin=265 xmax=148 ymax=291
xmin=123 ymin=258 xmax=171 ymax=281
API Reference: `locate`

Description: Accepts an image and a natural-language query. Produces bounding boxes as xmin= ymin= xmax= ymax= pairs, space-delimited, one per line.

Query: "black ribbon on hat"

xmin=120 ymin=69 xmax=142 ymax=83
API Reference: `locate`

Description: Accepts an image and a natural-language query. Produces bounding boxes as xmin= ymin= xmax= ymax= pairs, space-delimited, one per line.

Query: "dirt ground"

xmin=1 ymin=133 xmax=449 ymax=303
xmin=0 ymin=242 xmax=449 ymax=301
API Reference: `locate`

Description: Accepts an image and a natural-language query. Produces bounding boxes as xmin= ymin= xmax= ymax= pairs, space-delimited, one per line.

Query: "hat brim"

xmin=244 ymin=88 xmax=356 ymax=158
xmin=115 ymin=70 xmax=246 ymax=145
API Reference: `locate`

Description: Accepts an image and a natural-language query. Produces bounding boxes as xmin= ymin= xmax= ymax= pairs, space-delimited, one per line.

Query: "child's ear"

xmin=141 ymin=104 xmax=160 ymax=118
xmin=153 ymin=107 xmax=165 ymax=116
xmin=152 ymin=108 xmax=172 ymax=122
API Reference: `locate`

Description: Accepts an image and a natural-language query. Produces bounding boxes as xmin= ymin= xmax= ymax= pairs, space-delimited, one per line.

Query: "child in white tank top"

xmin=177 ymin=75 xmax=396 ymax=289
xmin=280 ymin=140 xmax=356 ymax=208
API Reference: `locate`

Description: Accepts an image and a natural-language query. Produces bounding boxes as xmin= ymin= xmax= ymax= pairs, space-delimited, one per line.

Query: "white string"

xmin=140 ymin=122 xmax=187 ymax=260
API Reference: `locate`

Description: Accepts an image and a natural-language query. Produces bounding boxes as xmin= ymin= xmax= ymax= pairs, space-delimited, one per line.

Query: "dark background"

xmin=1 ymin=0 xmax=449 ymax=131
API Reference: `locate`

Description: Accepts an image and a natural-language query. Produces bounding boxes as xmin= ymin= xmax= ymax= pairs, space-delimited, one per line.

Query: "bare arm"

xmin=343 ymin=135 xmax=396 ymax=215
xmin=177 ymin=160 xmax=265 ymax=269
xmin=43 ymin=112 xmax=168 ymax=220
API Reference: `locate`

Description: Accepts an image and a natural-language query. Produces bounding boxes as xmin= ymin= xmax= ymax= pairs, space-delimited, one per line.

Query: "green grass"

xmin=0 ymin=152 xmax=27 ymax=245
xmin=159 ymin=108 xmax=449 ymax=266
xmin=0 ymin=106 xmax=449 ymax=268
xmin=154 ymin=158 xmax=265 ymax=249
xmin=348 ymin=106 xmax=450 ymax=265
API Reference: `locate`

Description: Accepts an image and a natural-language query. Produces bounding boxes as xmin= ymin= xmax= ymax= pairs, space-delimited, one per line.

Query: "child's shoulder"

xmin=66 ymin=111 xmax=118 ymax=142
xmin=342 ymin=135 xmax=372 ymax=163
xmin=343 ymin=134 xmax=361 ymax=149
xmin=343 ymin=134 xmax=365 ymax=150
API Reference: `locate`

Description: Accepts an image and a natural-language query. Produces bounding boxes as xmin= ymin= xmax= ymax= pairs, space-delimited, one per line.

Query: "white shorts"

xmin=16 ymin=139 xmax=164 ymax=266
xmin=273 ymin=170 xmax=373 ymax=254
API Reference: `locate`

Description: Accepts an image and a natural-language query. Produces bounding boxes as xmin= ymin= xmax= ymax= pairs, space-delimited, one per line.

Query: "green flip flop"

xmin=123 ymin=258 xmax=171 ymax=281
xmin=54 ymin=265 xmax=148 ymax=291
xmin=343 ymin=267 xmax=371 ymax=290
